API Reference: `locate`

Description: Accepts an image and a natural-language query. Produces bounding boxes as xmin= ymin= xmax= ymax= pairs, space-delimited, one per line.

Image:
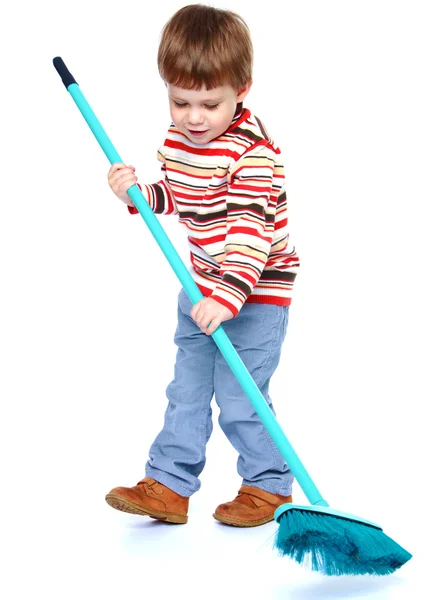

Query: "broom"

xmin=52 ymin=57 xmax=412 ymax=576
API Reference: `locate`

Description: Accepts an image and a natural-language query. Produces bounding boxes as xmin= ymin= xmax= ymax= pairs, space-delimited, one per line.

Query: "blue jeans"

xmin=145 ymin=288 xmax=293 ymax=497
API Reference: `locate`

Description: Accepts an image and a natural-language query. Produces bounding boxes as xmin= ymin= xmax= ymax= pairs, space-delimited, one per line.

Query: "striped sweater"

xmin=129 ymin=104 xmax=300 ymax=316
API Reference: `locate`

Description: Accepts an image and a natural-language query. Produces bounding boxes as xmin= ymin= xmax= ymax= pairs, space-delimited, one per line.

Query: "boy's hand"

xmin=107 ymin=163 xmax=138 ymax=207
xmin=190 ymin=297 xmax=233 ymax=335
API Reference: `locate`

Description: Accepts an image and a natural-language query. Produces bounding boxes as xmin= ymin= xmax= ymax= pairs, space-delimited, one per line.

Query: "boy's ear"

xmin=237 ymin=81 xmax=252 ymax=102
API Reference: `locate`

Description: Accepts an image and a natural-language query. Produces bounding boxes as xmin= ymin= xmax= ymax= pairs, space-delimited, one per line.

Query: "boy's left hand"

xmin=190 ymin=297 xmax=234 ymax=335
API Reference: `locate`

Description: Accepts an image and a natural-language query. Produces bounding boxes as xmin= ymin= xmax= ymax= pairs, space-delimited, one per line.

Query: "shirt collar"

xmin=232 ymin=102 xmax=244 ymax=123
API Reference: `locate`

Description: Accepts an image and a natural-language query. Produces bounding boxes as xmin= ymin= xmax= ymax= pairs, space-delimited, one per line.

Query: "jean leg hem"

xmin=145 ymin=467 xmax=199 ymax=497
xmin=241 ymin=478 xmax=293 ymax=497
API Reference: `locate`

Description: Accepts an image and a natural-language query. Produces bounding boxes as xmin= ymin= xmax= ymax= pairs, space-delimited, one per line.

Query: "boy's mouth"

xmin=188 ymin=129 xmax=208 ymax=137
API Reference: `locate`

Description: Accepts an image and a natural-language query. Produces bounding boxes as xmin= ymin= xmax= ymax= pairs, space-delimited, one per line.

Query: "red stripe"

xmin=168 ymin=167 xmax=228 ymax=185
xmin=189 ymin=234 xmax=226 ymax=246
xmin=275 ymin=218 xmax=288 ymax=230
xmin=227 ymin=226 xmax=271 ymax=242
xmin=228 ymin=108 xmax=252 ymax=131
xmin=165 ymin=139 xmax=240 ymax=160
xmin=175 ymin=190 xmax=227 ymax=202
xmin=245 ymin=294 xmax=291 ymax=306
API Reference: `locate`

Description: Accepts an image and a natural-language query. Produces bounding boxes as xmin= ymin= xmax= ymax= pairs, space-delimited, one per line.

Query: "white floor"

xmin=2 ymin=403 xmax=421 ymax=600
xmin=3 ymin=494 xmax=421 ymax=600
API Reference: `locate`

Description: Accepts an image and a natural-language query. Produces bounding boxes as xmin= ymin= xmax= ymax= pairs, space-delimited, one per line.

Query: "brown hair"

xmin=158 ymin=4 xmax=253 ymax=91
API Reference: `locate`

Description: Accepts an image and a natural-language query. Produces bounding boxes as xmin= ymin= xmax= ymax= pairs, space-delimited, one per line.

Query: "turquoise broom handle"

xmin=53 ymin=57 xmax=328 ymax=508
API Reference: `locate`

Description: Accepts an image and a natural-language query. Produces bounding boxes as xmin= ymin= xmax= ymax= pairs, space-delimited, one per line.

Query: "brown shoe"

xmin=105 ymin=477 xmax=189 ymax=524
xmin=213 ymin=485 xmax=292 ymax=527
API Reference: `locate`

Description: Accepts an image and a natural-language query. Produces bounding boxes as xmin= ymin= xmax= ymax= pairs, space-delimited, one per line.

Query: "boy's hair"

xmin=158 ymin=4 xmax=253 ymax=92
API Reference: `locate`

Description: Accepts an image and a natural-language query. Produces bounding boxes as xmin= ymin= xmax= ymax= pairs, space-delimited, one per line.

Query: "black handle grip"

xmin=53 ymin=56 xmax=77 ymax=88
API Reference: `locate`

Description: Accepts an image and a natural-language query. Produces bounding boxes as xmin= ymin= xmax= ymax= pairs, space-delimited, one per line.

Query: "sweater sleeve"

xmin=210 ymin=144 xmax=279 ymax=316
xmin=128 ymin=149 xmax=178 ymax=215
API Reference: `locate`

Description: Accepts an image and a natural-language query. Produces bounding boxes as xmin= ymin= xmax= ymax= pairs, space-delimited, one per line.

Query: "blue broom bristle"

xmin=274 ymin=509 xmax=412 ymax=576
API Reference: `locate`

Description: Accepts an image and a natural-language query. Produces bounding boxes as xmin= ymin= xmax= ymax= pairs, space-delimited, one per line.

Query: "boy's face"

xmin=166 ymin=83 xmax=251 ymax=144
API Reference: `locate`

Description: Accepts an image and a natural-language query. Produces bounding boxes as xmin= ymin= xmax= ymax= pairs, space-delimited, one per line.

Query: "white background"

xmin=1 ymin=1 xmax=425 ymax=598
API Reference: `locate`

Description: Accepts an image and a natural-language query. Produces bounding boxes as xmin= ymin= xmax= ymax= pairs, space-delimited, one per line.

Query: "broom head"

xmin=274 ymin=504 xmax=412 ymax=576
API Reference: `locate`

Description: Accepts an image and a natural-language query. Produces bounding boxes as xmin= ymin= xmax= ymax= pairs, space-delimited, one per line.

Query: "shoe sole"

xmin=105 ymin=493 xmax=188 ymax=524
xmin=212 ymin=512 xmax=275 ymax=527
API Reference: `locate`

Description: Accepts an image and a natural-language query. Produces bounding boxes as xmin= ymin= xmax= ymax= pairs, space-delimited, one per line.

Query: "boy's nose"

xmin=188 ymin=108 xmax=204 ymax=125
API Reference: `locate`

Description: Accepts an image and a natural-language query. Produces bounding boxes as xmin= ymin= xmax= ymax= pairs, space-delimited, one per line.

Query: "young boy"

xmin=105 ymin=4 xmax=300 ymax=527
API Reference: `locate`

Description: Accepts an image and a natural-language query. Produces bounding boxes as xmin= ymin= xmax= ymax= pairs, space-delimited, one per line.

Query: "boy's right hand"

xmin=107 ymin=163 xmax=138 ymax=207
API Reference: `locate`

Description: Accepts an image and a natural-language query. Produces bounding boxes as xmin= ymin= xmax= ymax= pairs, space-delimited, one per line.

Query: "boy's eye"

xmin=172 ymin=100 xmax=219 ymax=110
